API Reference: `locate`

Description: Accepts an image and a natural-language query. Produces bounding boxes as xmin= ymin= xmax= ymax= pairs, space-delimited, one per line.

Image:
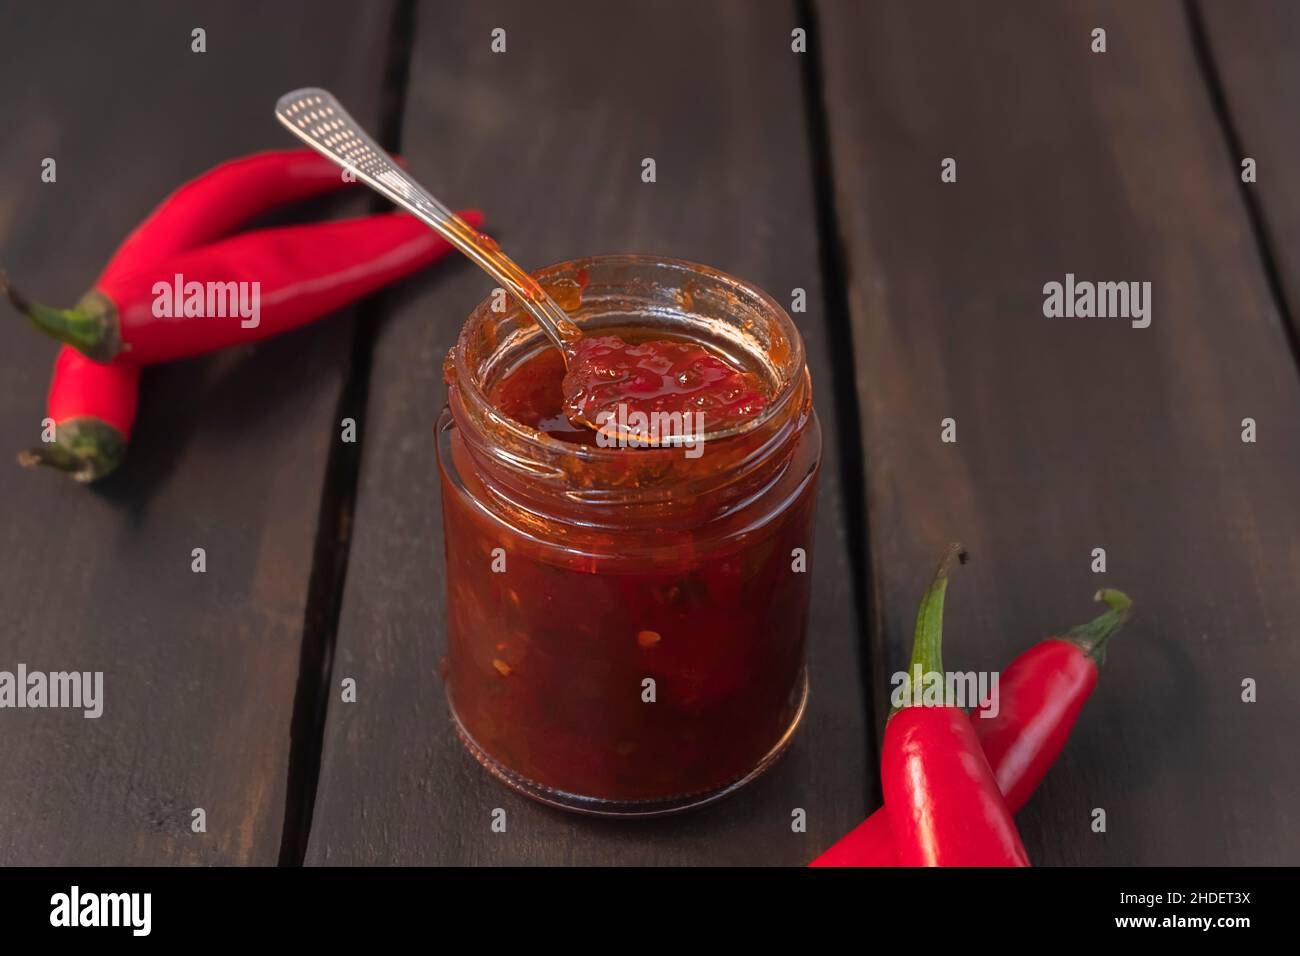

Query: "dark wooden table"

xmin=1 ymin=0 xmax=1296 ymax=866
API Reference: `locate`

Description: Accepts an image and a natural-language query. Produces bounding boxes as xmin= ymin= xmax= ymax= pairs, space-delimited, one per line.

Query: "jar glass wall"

xmin=437 ymin=255 xmax=821 ymax=816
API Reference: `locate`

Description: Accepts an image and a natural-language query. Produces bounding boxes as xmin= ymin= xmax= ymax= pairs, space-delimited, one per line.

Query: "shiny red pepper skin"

xmin=977 ymin=637 xmax=1097 ymax=810
xmin=99 ymin=150 xmax=367 ymax=286
xmin=6 ymin=149 xmax=407 ymax=361
xmin=11 ymin=209 xmax=480 ymax=365
xmin=104 ymin=209 xmax=481 ymax=364
xmin=883 ymin=702 xmax=1030 ymax=867
xmin=811 ymin=589 xmax=1131 ymax=867
xmin=45 ymin=346 xmax=139 ymax=436
xmin=811 ymin=641 xmax=1090 ymax=867
xmin=879 ymin=545 xmax=1029 ymax=867
xmin=16 ymin=346 xmax=140 ymax=481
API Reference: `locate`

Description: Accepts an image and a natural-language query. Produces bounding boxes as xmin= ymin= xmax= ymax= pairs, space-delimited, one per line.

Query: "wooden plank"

xmin=0 ymin=0 xmax=394 ymax=864
xmin=1195 ymin=0 xmax=1300 ymax=330
xmin=816 ymin=0 xmax=1300 ymax=864
xmin=307 ymin=0 xmax=868 ymax=864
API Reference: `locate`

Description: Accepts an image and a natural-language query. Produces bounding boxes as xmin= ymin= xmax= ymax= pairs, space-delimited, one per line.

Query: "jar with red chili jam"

xmin=437 ymin=255 xmax=821 ymax=815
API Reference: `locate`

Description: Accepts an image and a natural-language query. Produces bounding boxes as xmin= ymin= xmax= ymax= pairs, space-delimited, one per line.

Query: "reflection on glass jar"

xmin=437 ymin=255 xmax=821 ymax=815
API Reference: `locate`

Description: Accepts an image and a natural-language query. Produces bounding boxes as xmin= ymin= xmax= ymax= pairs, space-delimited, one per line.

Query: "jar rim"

xmin=449 ymin=253 xmax=806 ymax=464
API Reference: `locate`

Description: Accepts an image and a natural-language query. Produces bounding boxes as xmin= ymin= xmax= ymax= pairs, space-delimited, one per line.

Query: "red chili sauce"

xmin=445 ymin=326 xmax=815 ymax=805
xmin=490 ymin=329 xmax=770 ymax=443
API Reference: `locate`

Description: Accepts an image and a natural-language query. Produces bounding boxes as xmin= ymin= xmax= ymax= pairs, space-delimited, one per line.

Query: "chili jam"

xmin=438 ymin=256 xmax=821 ymax=814
xmin=560 ymin=332 xmax=770 ymax=436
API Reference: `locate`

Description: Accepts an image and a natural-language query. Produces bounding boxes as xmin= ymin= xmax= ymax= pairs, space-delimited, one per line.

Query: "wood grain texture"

xmin=0 ymin=1 xmax=393 ymax=864
xmin=307 ymin=0 xmax=868 ymax=865
xmin=816 ymin=0 xmax=1300 ymax=864
xmin=1196 ymin=0 xmax=1300 ymax=328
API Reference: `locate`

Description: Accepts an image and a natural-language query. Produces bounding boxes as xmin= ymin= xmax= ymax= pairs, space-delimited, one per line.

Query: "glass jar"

xmin=437 ymin=255 xmax=821 ymax=816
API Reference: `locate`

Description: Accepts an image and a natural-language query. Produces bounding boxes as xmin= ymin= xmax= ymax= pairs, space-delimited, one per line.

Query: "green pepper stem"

xmin=1 ymin=272 xmax=118 ymax=361
xmin=1065 ymin=588 xmax=1133 ymax=665
xmin=896 ymin=543 xmax=966 ymax=709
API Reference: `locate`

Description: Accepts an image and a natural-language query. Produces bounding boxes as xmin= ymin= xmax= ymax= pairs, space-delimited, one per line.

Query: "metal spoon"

xmin=273 ymin=87 xmax=581 ymax=357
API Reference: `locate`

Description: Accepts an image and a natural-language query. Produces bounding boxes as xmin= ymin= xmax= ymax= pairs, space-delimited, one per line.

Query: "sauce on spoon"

xmin=491 ymin=329 xmax=771 ymax=445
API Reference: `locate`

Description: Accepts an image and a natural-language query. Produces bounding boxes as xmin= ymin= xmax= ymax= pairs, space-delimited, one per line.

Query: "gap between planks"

xmin=797 ymin=0 xmax=881 ymax=809
xmin=1184 ymin=0 xmax=1300 ymax=375
xmin=277 ymin=0 xmax=420 ymax=867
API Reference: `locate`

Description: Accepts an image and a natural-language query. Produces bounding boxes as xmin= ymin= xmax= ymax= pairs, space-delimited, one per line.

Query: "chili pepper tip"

xmin=934 ymin=542 xmax=968 ymax=578
xmin=17 ymin=418 xmax=126 ymax=483
xmin=0 ymin=269 xmax=25 ymax=312
xmin=1092 ymin=588 xmax=1132 ymax=613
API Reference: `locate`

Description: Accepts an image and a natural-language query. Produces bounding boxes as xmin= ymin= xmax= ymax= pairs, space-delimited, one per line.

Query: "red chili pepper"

xmin=4 ymin=148 xmax=400 ymax=361
xmin=6 ymin=149 xmax=473 ymax=481
xmin=879 ymin=544 xmax=1030 ymax=867
xmin=6 ymin=209 xmax=481 ymax=364
xmin=11 ymin=150 xmax=369 ymax=480
xmin=16 ymin=346 xmax=140 ymax=481
xmin=812 ymin=586 xmax=1131 ymax=867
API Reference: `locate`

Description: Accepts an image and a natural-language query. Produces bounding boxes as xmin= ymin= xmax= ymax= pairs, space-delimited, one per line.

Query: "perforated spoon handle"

xmin=274 ymin=87 xmax=579 ymax=352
